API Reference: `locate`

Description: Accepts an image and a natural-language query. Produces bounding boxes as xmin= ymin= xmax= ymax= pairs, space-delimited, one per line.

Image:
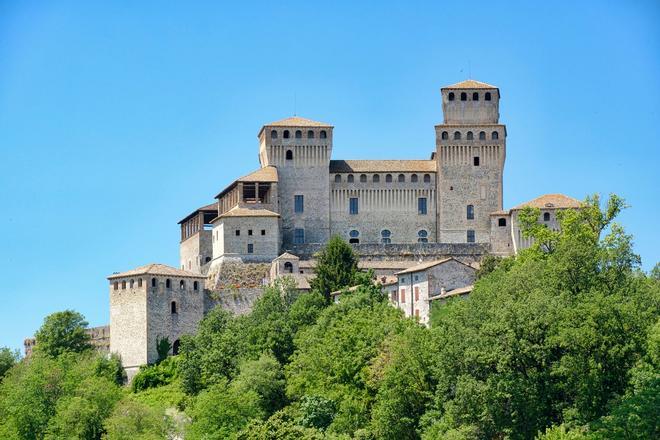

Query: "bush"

xmin=131 ymin=356 xmax=178 ymax=393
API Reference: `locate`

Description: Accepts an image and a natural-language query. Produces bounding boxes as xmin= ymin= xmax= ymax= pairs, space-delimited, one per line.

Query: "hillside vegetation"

xmin=0 ymin=194 xmax=658 ymax=439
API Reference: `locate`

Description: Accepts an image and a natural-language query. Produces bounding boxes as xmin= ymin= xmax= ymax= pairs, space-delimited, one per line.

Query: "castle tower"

xmin=108 ymin=264 xmax=205 ymax=380
xmin=258 ymin=117 xmax=332 ymax=247
xmin=435 ymin=80 xmax=506 ymax=243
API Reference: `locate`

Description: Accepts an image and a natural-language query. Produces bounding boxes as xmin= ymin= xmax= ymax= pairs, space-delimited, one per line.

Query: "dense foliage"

xmin=0 ymin=195 xmax=657 ymax=439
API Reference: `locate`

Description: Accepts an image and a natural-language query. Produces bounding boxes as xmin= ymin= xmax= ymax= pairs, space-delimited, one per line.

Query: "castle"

xmin=26 ymin=80 xmax=582 ymax=378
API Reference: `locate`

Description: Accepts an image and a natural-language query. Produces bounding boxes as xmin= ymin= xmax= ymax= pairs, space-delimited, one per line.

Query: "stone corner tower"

xmin=258 ymin=116 xmax=333 ymax=247
xmin=435 ymin=80 xmax=506 ymax=244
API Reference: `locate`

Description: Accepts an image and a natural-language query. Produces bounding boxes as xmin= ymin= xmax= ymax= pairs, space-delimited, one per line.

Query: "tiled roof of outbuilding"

xmin=217 ymin=206 xmax=280 ymax=219
xmin=108 ymin=263 xmax=203 ymax=279
xmin=512 ymin=194 xmax=582 ymax=210
xmin=236 ymin=166 xmax=278 ymax=183
xmin=329 ymin=160 xmax=436 ymax=173
xmin=442 ymin=79 xmax=498 ymax=89
xmin=395 ymin=257 xmax=474 ymax=275
xmin=265 ymin=116 xmax=332 ymax=127
xmin=178 ymin=202 xmax=218 ymax=224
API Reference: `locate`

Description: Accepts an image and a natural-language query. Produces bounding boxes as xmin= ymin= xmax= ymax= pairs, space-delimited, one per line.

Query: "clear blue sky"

xmin=1 ymin=1 xmax=659 ymax=352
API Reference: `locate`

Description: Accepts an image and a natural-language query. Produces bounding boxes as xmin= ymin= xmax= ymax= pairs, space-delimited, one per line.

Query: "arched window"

xmin=373 ymin=174 xmax=380 ymax=183
xmin=381 ymin=229 xmax=392 ymax=244
xmin=473 ymin=92 xmax=479 ymax=101
xmin=172 ymin=339 xmax=180 ymax=355
xmin=283 ymin=130 xmax=290 ymax=139
xmin=467 ymin=131 xmax=473 ymax=140
xmin=454 ymin=131 xmax=461 ymax=140
xmin=307 ymin=130 xmax=314 ymax=139
xmin=151 ymin=277 xmax=156 ymax=287
xmin=270 ymin=130 xmax=277 ymax=139
xmin=347 ymin=174 xmax=354 ymax=183
xmin=284 ymin=262 xmax=293 ymax=273
xmin=479 ymin=131 xmax=486 ymax=140
xmin=193 ymin=281 xmax=199 ymax=290
xmin=320 ymin=130 xmax=327 ymax=139
xmin=286 ymin=150 xmax=293 ymax=160
xmin=543 ymin=212 xmax=551 ymax=221
xmin=179 ymin=280 xmax=185 ymax=290
xmin=467 ymin=205 xmax=474 ymax=220
xmin=130 ymin=279 xmax=134 ymax=288
xmin=121 ymin=280 xmax=126 ymax=289
xmin=460 ymin=92 xmax=467 ymax=101
xmin=498 ymin=218 xmax=507 ymax=227
xmin=485 ymin=92 xmax=492 ymax=101
xmin=166 ymin=279 xmax=171 ymax=289
xmin=423 ymin=174 xmax=431 ymax=183
xmin=360 ymin=174 xmax=367 ymax=183
xmin=349 ymin=230 xmax=360 ymax=244
xmin=334 ymin=174 xmax=341 ymax=183
xmin=417 ymin=230 xmax=428 ymax=243
xmin=411 ymin=174 xmax=418 ymax=183
xmin=171 ymin=301 xmax=177 ymax=314
xmin=448 ymin=92 xmax=455 ymax=101
xmin=441 ymin=131 xmax=448 ymax=140
xmin=113 ymin=281 xmax=118 ymax=290
xmin=491 ymin=131 xmax=499 ymax=140
xmin=397 ymin=174 xmax=405 ymax=182
xmin=295 ymin=130 xmax=302 ymax=139
xmin=385 ymin=174 xmax=392 ymax=183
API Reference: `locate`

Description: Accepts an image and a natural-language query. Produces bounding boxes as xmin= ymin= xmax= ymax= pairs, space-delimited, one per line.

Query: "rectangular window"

xmin=247 ymin=243 xmax=254 ymax=254
xmin=415 ymin=309 xmax=420 ymax=318
xmin=473 ymin=157 xmax=480 ymax=166
xmin=248 ymin=229 xmax=253 ymax=236
xmin=467 ymin=230 xmax=476 ymax=243
xmin=400 ymin=288 xmax=406 ymax=303
xmin=349 ymin=197 xmax=359 ymax=215
xmin=293 ymin=228 xmax=305 ymax=244
xmin=418 ymin=197 xmax=427 ymax=215
xmin=467 ymin=205 xmax=475 ymax=220
xmin=414 ymin=286 xmax=419 ymax=301
xmin=235 ymin=229 xmax=240 ymax=236
xmin=294 ymin=195 xmax=304 ymax=213
xmin=261 ymin=229 xmax=266 ymax=236
xmin=390 ymin=292 xmax=396 ymax=302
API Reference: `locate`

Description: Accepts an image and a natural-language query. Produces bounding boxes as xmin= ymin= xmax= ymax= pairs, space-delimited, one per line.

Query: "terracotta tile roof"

xmin=395 ymin=257 xmax=473 ymax=275
xmin=236 ymin=166 xmax=278 ymax=183
xmin=329 ymin=160 xmax=436 ymax=173
xmin=178 ymin=202 xmax=218 ymax=224
xmin=512 ymin=194 xmax=582 ymax=210
xmin=217 ymin=206 xmax=279 ymax=219
xmin=430 ymin=285 xmax=474 ymax=300
xmin=442 ymin=79 xmax=498 ymax=89
xmin=274 ymin=252 xmax=300 ymax=261
xmin=108 ymin=263 xmax=203 ymax=280
xmin=291 ymin=274 xmax=312 ymax=290
xmin=265 ymin=116 xmax=332 ymax=127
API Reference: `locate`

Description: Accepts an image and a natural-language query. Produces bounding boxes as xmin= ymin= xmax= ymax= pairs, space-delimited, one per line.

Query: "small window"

xmin=307 ymin=130 xmax=314 ymax=139
xmin=261 ymin=229 xmax=266 ymax=236
xmin=347 ymin=174 xmax=354 ymax=183
xmin=247 ymin=243 xmax=254 ymax=254
xmin=467 ymin=230 xmax=476 ymax=243
xmin=270 ymin=130 xmax=277 ymax=139
xmin=492 ymin=131 xmax=499 ymax=140
xmin=205 ymin=256 xmax=211 ymax=263
xmin=335 ymin=174 xmax=341 ymax=183
xmin=235 ymin=229 xmax=240 ymax=236
xmin=373 ymin=174 xmax=380 ymax=183
xmin=248 ymin=229 xmax=253 ymax=236
xmin=441 ymin=131 xmax=448 ymax=140
xmin=473 ymin=92 xmax=479 ymax=101
xmin=460 ymin=92 xmax=467 ymax=101
xmin=385 ymin=174 xmax=392 ymax=183
xmin=543 ymin=212 xmax=551 ymax=221
xmin=151 ymin=278 xmax=156 ymax=287
xmin=479 ymin=131 xmax=486 ymax=140
xmin=113 ymin=281 xmax=118 ymax=290
xmin=467 ymin=131 xmax=473 ymax=140
xmin=166 ymin=279 xmax=171 ymax=288
xmin=360 ymin=174 xmax=367 ymax=183
xmin=381 ymin=229 xmax=391 ymax=244
xmin=411 ymin=174 xmax=418 ymax=183
xmin=283 ymin=130 xmax=290 ymax=139
xmin=171 ymin=301 xmax=177 ymax=314
xmin=400 ymin=288 xmax=406 ymax=302
xmin=485 ymin=92 xmax=492 ymax=101
xmin=293 ymin=228 xmax=305 ymax=244
xmin=498 ymin=218 xmax=507 ymax=227
xmin=418 ymin=230 xmax=428 ymax=243
xmin=121 ymin=280 xmax=126 ymax=289
xmin=349 ymin=230 xmax=360 ymax=244
xmin=473 ymin=157 xmax=480 ymax=166
xmin=454 ymin=131 xmax=461 ymax=140
xmin=397 ymin=174 xmax=405 ymax=182
xmin=414 ymin=286 xmax=419 ymax=301
xmin=283 ymin=261 xmax=293 ymax=273
xmin=193 ymin=281 xmax=199 ymax=290
xmin=138 ymin=278 xmax=143 ymax=287
xmin=320 ymin=130 xmax=327 ymax=139
xmin=179 ymin=280 xmax=185 ymax=290
xmin=418 ymin=197 xmax=428 ymax=215
xmin=130 ymin=279 xmax=134 ymax=288
xmin=349 ymin=197 xmax=359 ymax=215
xmin=294 ymin=195 xmax=304 ymax=213
xmin=286 ymin=150 xmax=293 ymax=160
xmin=467 ymin=205 xmax=474 ymax=220
xmin=423 ymin=174 xmax=431 ymax=183
xmin=295 ymin=130 xmax=302 ymax=139
xmin=172 ymin=339 xmax=180 ymax=355
xmin=448 ymin=92 xmax=455 ymax=101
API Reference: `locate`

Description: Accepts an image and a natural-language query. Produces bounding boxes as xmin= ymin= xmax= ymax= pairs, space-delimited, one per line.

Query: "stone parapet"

xmin=283 ymin=242 xmax=489 ymax=261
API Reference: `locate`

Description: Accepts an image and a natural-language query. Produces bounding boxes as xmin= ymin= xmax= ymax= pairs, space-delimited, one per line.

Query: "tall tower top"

xmin=441 ymin=79 xmax=498 ymax=91
xmin=440 ymin=79 xmax=500 ymax=124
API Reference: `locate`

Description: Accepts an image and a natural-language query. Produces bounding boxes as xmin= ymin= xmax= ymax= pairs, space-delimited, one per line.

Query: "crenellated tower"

xmin=435 ymin=80 xmax=506 ymax=243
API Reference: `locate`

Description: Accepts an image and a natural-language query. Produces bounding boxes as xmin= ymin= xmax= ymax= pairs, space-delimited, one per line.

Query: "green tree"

xmin=232 ymin=353 xmax=287 ymax=416
xmin=131 ymin=356 xmax=178 ymax=393
xmin=310 ymin=235 xmax=360 ymax=301
xmin=298 ymin=395 xmax=337 ymax=430
xmin=155 ymin=336 xmax=171 ymax=363
xmin=34 ymin=310 xmax=92 ymax=357
xmin=0 ymin=346 xmax=20 ymax=379
xmin=103 ymin=399 xmax=172 ymax=440
xmin=237 ymin=411 xmax=324 ymax=440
